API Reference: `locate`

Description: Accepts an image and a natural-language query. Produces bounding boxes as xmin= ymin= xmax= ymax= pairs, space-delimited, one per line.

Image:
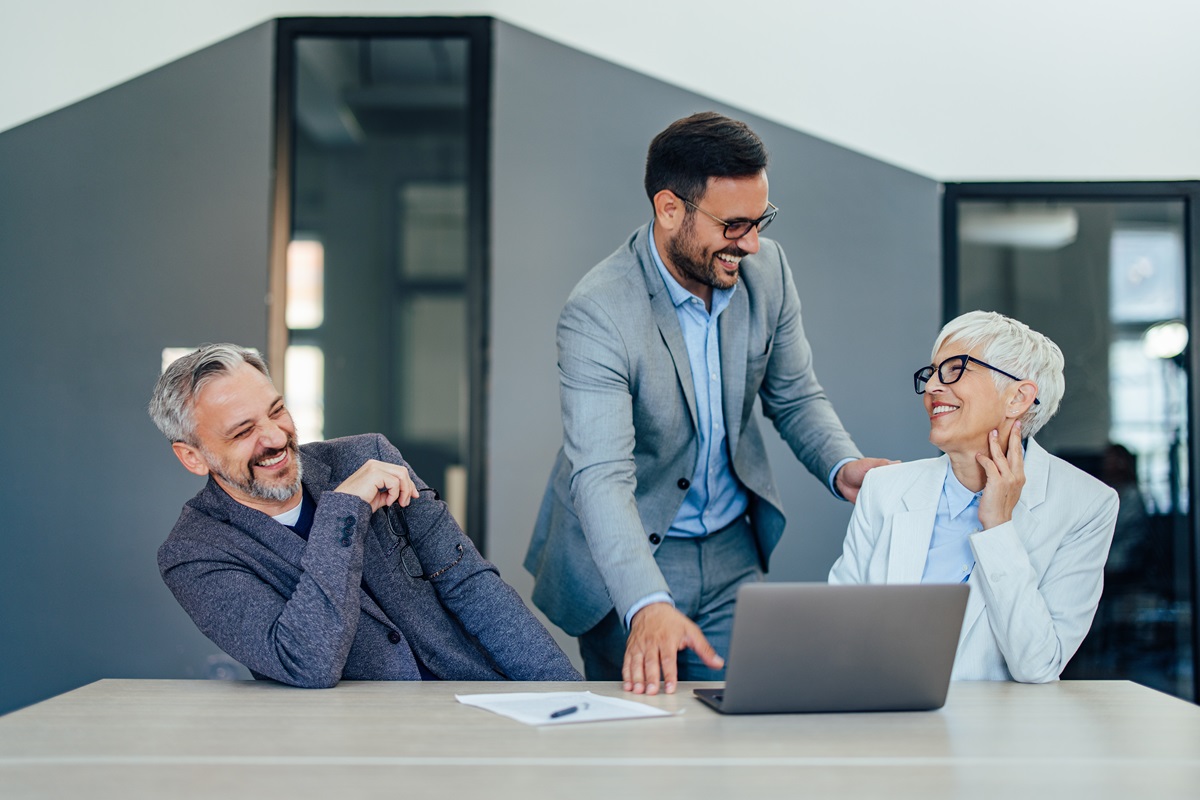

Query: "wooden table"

xmin=1 ymin=679 xmax=1198 ymax=798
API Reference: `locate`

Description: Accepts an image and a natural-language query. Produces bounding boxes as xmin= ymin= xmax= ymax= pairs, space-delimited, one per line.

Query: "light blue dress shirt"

xmin=648 ymin=223 xmax=748 ymax=539
xmin=921 ymin=464 xmax=982 ymax=584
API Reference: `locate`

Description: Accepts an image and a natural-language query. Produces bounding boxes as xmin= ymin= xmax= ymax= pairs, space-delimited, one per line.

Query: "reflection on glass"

xmin=400 ymin=183 xmax=467 ymax=279
xmin=161 ymin=347 xmax=196 ymax=374
xmin=285 ymin=345 xmax=324 ymax=444
xmin=1110 ymin=228 xmax=1185 ymax=323
xmin=286 ymin=238 xmax=325 ymax=329
xmin=958 ymin=198 xmax=1193 ymax=700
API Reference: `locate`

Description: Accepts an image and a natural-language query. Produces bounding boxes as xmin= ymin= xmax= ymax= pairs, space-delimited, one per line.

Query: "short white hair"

xmin=149 ymin=344 xmax=270 ymax=444
xmin=933 ymin=311 xmax=1064 ymax=438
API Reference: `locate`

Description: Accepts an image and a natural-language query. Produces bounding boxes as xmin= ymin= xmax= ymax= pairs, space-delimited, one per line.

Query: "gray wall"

xmin=487 ymin=21 xmax=942 ymax=663
xmin=0 ymin=15 xmax=942 ymax=709
xmin=0 ymin=24 xmax=276 ymax=714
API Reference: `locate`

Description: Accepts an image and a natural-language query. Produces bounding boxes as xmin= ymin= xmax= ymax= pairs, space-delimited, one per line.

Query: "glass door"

xmin=273 ymin=19 xmax=491 ymax=547
xmin=945 ymin=183 xmax=1200 ymax=701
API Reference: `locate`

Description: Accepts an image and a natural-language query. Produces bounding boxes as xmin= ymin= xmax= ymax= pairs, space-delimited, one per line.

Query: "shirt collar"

xmin=648 ymin=221 xmax=736 ymax=312
xmin=941 ymin=462 xmax=982 ymax=520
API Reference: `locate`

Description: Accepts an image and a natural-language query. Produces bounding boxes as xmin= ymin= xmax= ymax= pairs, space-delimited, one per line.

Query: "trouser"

xmin=578 ymin=514 xmax=763 ymax=681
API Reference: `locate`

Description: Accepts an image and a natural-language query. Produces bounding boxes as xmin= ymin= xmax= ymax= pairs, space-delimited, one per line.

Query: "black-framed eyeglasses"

xmin=913 ymin=354 xmax=1040 ymax=405
xmin=679 ymin=196 xmax=778 ymax=239
xmin=381 ymin=487 xmax=465 ymax=580
xmin=383 ymin=501 xmax=428 ymax=580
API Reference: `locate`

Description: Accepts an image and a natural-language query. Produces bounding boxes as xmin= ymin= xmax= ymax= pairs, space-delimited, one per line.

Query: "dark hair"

xmin=644 ymin=112 xmax=768 ymax=206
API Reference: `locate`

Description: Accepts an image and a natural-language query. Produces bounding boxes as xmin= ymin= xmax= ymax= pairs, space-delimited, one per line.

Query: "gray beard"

xmin=205 ymin=445 xmax=304 ymax=503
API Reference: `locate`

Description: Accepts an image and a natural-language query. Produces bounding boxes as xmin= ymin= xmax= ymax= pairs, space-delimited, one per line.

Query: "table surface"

xmin=2 ymin=679 xmax=1198 ymax=799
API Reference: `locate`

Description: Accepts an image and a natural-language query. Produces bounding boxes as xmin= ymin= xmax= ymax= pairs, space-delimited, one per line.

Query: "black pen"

xmin=549 ymin=705 xmax=579 ymax=719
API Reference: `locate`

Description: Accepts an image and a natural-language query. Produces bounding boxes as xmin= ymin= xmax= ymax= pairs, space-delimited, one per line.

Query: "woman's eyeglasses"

xmin=913 ymin=354 xmax=1039 ymax=405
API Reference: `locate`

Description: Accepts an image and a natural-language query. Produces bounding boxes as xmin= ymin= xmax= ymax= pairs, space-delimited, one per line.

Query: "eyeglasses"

xmin=381 ymin=487 xmax=465 ymax=580
xmin=383 ymin=502 xmax=428 ymax=580
xmin=913 ymin=354 xmax=1040 ymax=405
xmin=679 ymin=196 xmax=778 ymax=239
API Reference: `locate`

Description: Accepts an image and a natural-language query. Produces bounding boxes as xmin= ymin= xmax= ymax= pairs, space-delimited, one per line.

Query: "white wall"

xmin=2 ymin=0 xmax=1197 ymax=181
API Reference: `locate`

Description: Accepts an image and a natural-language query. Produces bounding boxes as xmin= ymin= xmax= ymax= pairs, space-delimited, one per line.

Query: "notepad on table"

xmin=455 ymin=691 xmax=679 ymax=726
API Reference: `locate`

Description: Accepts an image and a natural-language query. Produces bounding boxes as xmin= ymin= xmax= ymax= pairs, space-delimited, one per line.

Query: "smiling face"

xmin=171 ymin=362 xmax=302 ymax=515
xmin=658 ymin=172 xmax=768 ymax=299
xmin=924 ymin=341 xmax=1012 ymax=457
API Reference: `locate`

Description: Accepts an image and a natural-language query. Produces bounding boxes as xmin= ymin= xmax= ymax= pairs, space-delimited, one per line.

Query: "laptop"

xmin=694 ymin=582 xmax=969 ymax=714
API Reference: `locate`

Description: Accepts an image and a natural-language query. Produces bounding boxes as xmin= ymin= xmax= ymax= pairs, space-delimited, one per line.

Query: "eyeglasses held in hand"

xmin=381 ymin=487 xmax=464 ymax=580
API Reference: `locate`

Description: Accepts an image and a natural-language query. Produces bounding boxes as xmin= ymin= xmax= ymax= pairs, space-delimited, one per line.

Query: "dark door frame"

xmin=943 ymin=180 xmax=1200 ymax=701
xmin=270 ymin=17 xmax=494 ymax=551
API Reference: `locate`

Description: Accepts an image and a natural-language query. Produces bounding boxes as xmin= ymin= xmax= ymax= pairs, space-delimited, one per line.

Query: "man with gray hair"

xmin=151 ymin=344 xmax=579 ymax=687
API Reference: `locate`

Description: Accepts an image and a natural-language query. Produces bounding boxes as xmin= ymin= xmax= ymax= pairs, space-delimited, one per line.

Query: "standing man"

xmin=151 ymin=344 xmax=579 ymax=687
xmin=524 ymin=112 xmax=891 ymax=695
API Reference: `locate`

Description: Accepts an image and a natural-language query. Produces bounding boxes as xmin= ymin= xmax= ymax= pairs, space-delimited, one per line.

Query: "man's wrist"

xmin=624 ymin=592 xmax=674 ymax=630
xmin=828 ymin=457 xmax=857 ymax=500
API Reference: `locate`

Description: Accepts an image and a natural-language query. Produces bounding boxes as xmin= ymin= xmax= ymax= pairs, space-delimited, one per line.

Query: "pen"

xmin=549 ymin=705 xmax=579 ymax=719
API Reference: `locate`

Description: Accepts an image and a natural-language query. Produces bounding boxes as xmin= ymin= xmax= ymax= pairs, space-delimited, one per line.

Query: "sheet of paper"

xmin=455 ymin=690 xmax=680 ymax=726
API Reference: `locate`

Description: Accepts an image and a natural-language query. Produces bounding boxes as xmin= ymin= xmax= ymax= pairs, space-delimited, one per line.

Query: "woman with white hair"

xmin=829 ymin=311 xmax=1118 ymax=682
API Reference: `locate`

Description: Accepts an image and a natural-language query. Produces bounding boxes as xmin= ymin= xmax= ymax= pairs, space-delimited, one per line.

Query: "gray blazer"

xmin=525 ymin=223 xmax=862 ymax=636
xmin=160 ymin=434 xmax=580 ymax=687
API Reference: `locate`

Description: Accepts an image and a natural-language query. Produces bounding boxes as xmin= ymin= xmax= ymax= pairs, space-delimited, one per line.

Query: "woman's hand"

xmin=977 ymin=421 xmax=1025 ymax=530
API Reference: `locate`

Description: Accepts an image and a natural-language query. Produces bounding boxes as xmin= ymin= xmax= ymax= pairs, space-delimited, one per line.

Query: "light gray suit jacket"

xmin=829 ymin=439 xmax=1118 ymax=682
xmin=160 ymin=434 xmax=580 ymax=687
xmin=525 ymin=223 xmax=862 ymax=636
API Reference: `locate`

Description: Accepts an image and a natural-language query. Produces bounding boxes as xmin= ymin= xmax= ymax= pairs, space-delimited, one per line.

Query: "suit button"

xmin=388 ymin=631 xmax=402 ymax=644
xmin=677 ymin=478 xmax=690 ymax=490
xmin=340 ymin=536 xmax=352 ymax=547
xmin=648 ymin=533 xmax=662 ymax=545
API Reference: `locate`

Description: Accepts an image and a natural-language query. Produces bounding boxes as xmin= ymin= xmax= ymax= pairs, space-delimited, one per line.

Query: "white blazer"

xmin=829 ymin=439 xmax=1117 ymax=683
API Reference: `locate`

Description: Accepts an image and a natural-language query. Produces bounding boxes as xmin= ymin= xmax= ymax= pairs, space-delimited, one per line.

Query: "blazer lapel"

xmin=639 ymin=228 xmax=698 ymax=430
xmin=1016 ymin=438 xmax=1050 ymax=522
xmin=358 ymin=518 xmax=407 ymax=629
xmin=959 ymin=439 xmax=1049 ymax=643
xmin=194 ymin=478 xmax=308 ymax=569
xmin=719 ymin=286 xmax=749 ymax=460
xmin=300 ymin=451 xmax=397 ymax=630
xmin=959 ymin=571 xmax=986 ymax=647
xmin=196 ymin=451 xmax=396 ymax=631
xmin=886 ymin=458 xmax=947 ymax=583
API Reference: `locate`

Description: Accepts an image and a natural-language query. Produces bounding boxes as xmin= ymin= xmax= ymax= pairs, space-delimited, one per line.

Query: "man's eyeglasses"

xmin=381 ymin=487 xmax=465 ymax=580
xmin=913 ymin=354 xmax=1040 ymax=405
xmin=679 ymin=196 xmax=778 ymax=240
xmin=383 ymin=502 xmax=427 ymax=580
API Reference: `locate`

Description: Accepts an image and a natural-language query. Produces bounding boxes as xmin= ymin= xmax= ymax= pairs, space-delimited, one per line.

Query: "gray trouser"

xmin=578 ymin=515 xmax=763 ymax=681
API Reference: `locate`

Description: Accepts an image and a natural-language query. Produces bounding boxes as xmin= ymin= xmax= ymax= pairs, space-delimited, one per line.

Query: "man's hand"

xmin=976 ymin=422 xmax=1025 ymax=530
xmin=623 ymin=603 xmax=723 ymax=695
xmin=835 ymin=457 xmax=899 ymax=503
xmin=334 ymin=459 xmax=419 ymax=514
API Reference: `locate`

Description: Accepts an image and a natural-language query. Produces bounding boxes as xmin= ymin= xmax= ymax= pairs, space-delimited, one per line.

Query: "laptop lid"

xmin=696 ymin=582 xmax=968 ymax=714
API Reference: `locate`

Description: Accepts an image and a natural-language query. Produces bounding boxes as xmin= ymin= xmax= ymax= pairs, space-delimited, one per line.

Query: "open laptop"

xmin=694 ymin=582 xmax=969 ymax=714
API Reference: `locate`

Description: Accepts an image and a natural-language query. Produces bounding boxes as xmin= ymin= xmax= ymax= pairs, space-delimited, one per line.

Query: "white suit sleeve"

xmin=968 ymin=487 xmax=1118 ymax=683
xmin=828 ymin=469 xmax=881 ymax=585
